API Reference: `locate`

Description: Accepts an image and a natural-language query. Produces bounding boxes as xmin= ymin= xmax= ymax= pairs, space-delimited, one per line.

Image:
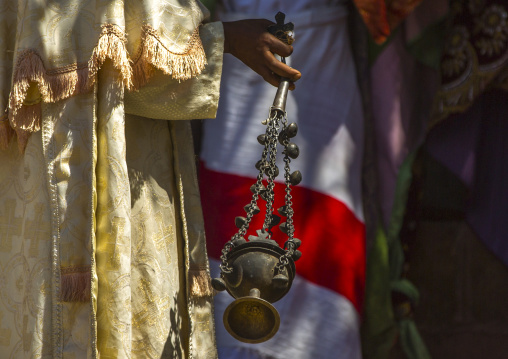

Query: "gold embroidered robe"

xmin=0 ymin=0 xmax=223 ymax=358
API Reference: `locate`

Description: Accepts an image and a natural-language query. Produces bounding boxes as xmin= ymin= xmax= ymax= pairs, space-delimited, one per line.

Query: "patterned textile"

xmin=431 ymin=0 xmax=508 ymax=125
xmin=0 ymin=0 xmax=210 ymax=151
xmin=0 ymin=1 xmax=224 ymax=358
xmin=421 ymin=0 xmax=508 ymax=265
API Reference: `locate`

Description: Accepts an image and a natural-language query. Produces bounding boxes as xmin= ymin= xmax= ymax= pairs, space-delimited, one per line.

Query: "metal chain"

xmin=219 ymin=111 xmax=278 ymax=273
xmin=219 ymin=155 xmax=267 ymax=274
xmin=219 ymin=242 xmax=234 ymax=274
xmin=217 ymin=15 xmax=302 ymax=283
xmin=277 ymin=121 xmax=297 ymax=272
xmin=219 ymin=95 xmax=300 ymax=276
xmin=262 ymin=111 xmax=281 ymax=231
xmin=283 ymin=147 xmax=295 ymax=239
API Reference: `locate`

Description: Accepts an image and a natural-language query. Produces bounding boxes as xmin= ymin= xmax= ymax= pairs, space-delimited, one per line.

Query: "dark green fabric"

xmin=368 ymin=16 xmax=446 ymax=67
xmin=406 ymin=17 xmax=447 ymax=70
xmin=391 ymin=279 xmax=419 ymax=303
xmin=398 ymin=319 xmax=432 ymax=359
xmin=200 ymin=0 xmax=216 ymax=14
xmin=361 ymin=227 xmax=398 ymax=359
xmin=363 ymin=152 xmax=431 ymax=358
xmin=387 ymin=153 xmax=416 ymax=280
xmin=387 ymin=153 xmax=431 ymax=358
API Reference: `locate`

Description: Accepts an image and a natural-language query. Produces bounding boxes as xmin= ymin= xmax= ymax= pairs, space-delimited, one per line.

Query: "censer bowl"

xmin=219 ymin=240 xmax=295 ymax=343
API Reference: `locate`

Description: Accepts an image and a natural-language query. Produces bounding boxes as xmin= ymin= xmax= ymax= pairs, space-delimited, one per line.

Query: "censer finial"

xmin=211 ymin=12 xmax=302 ymax=344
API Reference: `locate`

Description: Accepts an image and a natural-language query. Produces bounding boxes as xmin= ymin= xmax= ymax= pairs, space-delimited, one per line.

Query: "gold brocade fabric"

xmin=0 ymin=0 xmax=224 ymax=358
xmin=1 ymin=0 xmax=211 ymax=151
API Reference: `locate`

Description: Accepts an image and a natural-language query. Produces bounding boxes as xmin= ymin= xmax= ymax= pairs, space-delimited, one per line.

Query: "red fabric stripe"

xmin=200 ymin=164 xmax=366 ymax=313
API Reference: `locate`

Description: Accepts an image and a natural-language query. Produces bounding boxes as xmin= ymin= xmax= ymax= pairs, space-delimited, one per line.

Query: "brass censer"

xmin=211 ymin=12 xmax=303 ymax=344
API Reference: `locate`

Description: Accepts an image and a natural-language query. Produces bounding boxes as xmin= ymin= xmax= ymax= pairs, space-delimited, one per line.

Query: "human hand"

xmin=222 ymin=19 xmax=302 ymax=90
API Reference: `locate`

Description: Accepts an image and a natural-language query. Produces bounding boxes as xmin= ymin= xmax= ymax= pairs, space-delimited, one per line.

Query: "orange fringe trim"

xmin=88 ymin=24 xmax=133 ymax=91
xmin=14 ymin=103 xmax=41 ymax=153
xmin=132 ymin=25 xmax=207 ymax=88
xmin=189 ymin=269 xmax=213 ymax=297
xmin=8 ymin=51 xmax=90 ymax=143
xmin=6 ymin=24 xmax=207 ymax=153
xmin=60 ymin=266 xmax=91 ymax=302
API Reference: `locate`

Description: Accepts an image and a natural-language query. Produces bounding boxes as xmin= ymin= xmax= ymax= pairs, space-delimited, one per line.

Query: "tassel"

xmin=88 ymin=24 xmax=133 ymax=90
xmin=0 ymin=115 xmax=13 ymax=150
xmin=7 ymin=23 xmax=207 ymax=151
xmin=12 ymin=103 xmax=41 ymax=153
xmin=189 ymin=269 xmax=213 ymax=297
xmin=60 ymin=266 xmax=91 ymax=302
xmin=132 ymin=25 xmax=207 ymax=88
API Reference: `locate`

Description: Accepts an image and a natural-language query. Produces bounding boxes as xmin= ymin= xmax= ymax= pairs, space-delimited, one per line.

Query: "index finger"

xmin=263 ymin=51 xmax=301 ymax=82
xmin=265 ymin=33 xmax=294 ymax=58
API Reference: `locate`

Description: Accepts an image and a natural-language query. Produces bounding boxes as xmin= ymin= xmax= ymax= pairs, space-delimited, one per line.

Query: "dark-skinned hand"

xmin=222 ymin=19 xmax=302 ymax=90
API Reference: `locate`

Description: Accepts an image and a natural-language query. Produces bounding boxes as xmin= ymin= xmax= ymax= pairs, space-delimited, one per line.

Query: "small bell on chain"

xmin=211 ymin=12 xmax=304 ymax=344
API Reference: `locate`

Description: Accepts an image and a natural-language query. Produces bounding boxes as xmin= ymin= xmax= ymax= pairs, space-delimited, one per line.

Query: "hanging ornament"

xmin=211 ymin=12 xmax=303 ymax=344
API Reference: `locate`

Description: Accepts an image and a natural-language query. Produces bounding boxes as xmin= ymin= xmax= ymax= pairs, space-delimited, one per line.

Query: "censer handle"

xmin=268 ymin=11 xmax=293 ymax=114
xmin=272 ymin=77 xmax=290 ymax=113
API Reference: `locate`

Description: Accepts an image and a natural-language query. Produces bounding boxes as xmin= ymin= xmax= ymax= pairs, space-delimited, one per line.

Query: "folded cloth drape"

xmin=0 ymin=1 xmax=224 ymax=358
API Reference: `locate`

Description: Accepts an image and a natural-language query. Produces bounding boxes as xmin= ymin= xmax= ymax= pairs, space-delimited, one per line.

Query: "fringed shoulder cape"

xmin=0 ymin=0 xmax=224 ymax=358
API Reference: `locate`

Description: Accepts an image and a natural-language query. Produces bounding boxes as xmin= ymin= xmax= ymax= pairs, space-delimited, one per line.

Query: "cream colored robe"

xmin=0 ymin=1 xmax=223 ymax=358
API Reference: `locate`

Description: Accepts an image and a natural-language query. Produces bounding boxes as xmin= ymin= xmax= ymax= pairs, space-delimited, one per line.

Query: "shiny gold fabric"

xmin=1 ymin=0 xmax=211 ymax=151
xmin=0 ymin=1 xmax=224 ymax=358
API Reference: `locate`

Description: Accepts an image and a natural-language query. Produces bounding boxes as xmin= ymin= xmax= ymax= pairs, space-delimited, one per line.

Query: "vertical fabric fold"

xmin=171 ymin=120 xmax=217 ymax=358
